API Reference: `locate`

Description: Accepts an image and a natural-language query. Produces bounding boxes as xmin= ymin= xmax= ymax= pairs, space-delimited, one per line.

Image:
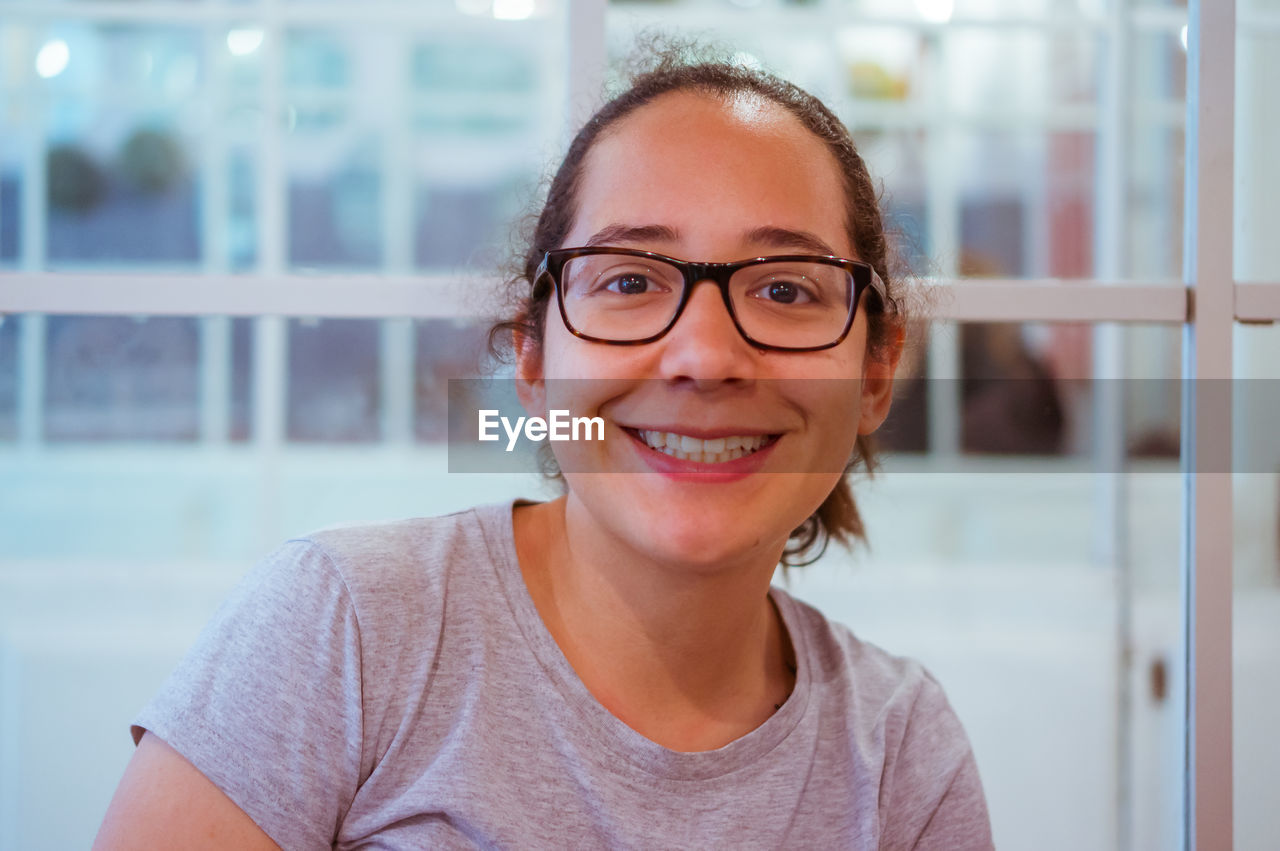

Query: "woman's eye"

xmin=607 ymin=273 xmax=651 ymax=294
xmin=576 ymin=263 xmax=673 ymax=298
xmin=754 ymin=279 xmax=814 ymax=305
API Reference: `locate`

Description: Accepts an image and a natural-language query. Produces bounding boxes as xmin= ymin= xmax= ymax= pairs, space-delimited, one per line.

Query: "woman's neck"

xmin=513 ymin=497 xmax=796 ymax=751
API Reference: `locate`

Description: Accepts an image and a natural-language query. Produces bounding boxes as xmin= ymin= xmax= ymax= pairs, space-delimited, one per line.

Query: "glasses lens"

xmin=729 ymin=261 xmax=854 ymax=349
xmin=559 ymin=254 xmax=685 ymax=341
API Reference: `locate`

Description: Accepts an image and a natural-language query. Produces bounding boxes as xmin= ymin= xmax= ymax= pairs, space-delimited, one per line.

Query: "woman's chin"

xmin=610 ymin=505 xmax=787 ymax=574
xmin=562 ymin=469 xmax=828 ymax=574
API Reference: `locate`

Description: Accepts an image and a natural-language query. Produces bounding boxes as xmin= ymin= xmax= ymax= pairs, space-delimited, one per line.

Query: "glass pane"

xmin=43 ymin=316 xmax=200 ymax=441
xmin=1234 ymin=324 xmax=1280 ymax=850
xmin=0 ymin=311 xmax=531 ymax=561
xmin=1126 ymin=28 xmax=1186 ymax=281
xmin=958 ymin=323 xmax=1083 ymax=454
xmin=935 ymin=0 xmax=1112 ymax=18
xmin=1 ymin=20 xmax=272 ymax=270
xmin=0 ymin=91 xmax=19 ymax=265
xmin=285 ymin=317 xmax=380 ymax=442
xmin=230 ymin=316 xmax=254 ymax=442
xmin=1236 ymin=31 xmax=1280 ymax=282
xmin=949 ymin=0 xmax=1106 ymax=15
xmin=228 ymin=147 xmax=259 ymax=270
xmin=1132 ymin=29 xmax=1187 ymax=106
xmin=33 ymin=24 xmax=206 ymax=267
xmin=287 ymin=159 xmax=382 ymax=268
xmin=406 ymin=26 xmax=563 ymax=273
xmin=279 ymin=22 xmax=562 ymax=272
xmin=854 ymin=128 xmax=929 ymax=271
xmin=943 ymin=130 xmax=1097 ymax=278
xmin=1127 ymin=123 xmax=1184 ymax=280
xmin=835 ymin=26 xmax=925 ymax=109
xmin=0 ymin=316 xmax=16 ymax=439
xmin=407 ymin=28 xmax=549 ymax=270
xmin=282 ymin=28 xmax=378 ymax=269
xmin=883 ymin=322 xmax=1182 ymax=457
xmin=46 ymin=123 xmax=202 ymax=265
xmin=945 ymin=29 xmax=1098 ymax=115
xmin=415 ymin=182 xmax=526 ymax=268
xmin=414 ymin=319 xmax=490 ymax=442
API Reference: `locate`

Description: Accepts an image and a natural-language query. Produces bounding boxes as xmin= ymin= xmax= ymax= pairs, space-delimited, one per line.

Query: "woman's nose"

xmin=656 ymin=280 xmax=757 ymax=385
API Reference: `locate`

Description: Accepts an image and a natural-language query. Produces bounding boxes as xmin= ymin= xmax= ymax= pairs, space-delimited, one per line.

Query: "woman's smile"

xmin=619 ymin=424 xmax=783 ymax=483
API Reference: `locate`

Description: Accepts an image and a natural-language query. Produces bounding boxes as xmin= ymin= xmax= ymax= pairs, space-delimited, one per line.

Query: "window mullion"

xmin=1181 ymin=2 xmax=1237 ymax=849
xmin=923 ymin=29 xmax=961 ymax=461
xmin=566 ymin=0 xmax=607 ymax=136
xmin=252 ymin=0 xmax=287 ymax=553
xmin=200 ymin=26 xmax=232 ymax=445
xmin=1097 ymin=3 xmax=1136 ymax=847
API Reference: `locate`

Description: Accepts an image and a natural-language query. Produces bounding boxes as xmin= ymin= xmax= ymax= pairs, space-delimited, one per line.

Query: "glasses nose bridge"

xmin=665 ymin=260 xmax=744 ymax=344
xmin=680 ymin=260 xmax=737 ymax=302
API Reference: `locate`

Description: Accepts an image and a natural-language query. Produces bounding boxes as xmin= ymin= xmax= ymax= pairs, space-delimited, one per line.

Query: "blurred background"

xmin=0 ymin=0 xmax=1277 ymax=848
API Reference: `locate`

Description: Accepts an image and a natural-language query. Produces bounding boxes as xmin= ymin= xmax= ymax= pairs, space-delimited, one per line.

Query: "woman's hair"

xmin=490 ymin=45 xmax=907 ymax=566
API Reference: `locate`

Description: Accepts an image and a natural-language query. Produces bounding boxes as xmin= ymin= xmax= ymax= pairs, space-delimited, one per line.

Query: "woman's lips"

xmin=621 ymin=427 xmax=780 ymax=481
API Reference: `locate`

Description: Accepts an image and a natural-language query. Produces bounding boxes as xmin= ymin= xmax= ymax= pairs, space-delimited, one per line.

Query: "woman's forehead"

xmin=571 ymin=91 xmax=851 ymax=255
xmin=589 ymin=90 xmax=828 ymax=173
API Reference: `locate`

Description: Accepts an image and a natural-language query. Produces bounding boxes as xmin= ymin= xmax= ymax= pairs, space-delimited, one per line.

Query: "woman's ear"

xmin=857 ymin=323 xmax=905 ymax=435
xmin=513 ymin=330 xmax=546 ymax=417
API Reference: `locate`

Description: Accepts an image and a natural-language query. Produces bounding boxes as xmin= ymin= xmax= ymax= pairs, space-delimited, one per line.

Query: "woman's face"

xmin=520 ymin=90 xmax=896 ymax=571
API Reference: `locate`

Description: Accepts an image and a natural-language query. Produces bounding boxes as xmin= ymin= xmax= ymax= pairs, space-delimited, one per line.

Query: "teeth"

xmin=637 ymin=430 xmax=770 ymax=463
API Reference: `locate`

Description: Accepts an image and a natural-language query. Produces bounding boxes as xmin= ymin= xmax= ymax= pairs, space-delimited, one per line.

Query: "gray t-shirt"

xmin=134 ymin=502 xmax=993 ymax=850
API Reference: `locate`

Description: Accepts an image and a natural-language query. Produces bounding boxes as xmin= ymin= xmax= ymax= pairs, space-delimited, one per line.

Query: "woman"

xmin=96 ymin=56 xmax=993 ymax=849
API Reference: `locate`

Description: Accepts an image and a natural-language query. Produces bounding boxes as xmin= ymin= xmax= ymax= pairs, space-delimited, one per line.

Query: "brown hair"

xmin=491 ymin=48 xmax=906 ymax=566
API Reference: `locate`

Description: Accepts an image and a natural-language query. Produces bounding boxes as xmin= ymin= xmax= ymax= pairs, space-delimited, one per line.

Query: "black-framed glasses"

xmin=536 ymin=247 xmax=886 ymax=352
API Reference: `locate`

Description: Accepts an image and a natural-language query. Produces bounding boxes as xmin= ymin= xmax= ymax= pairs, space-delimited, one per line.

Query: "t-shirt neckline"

xmin=474 ymin=500 xmax=813 ymax=783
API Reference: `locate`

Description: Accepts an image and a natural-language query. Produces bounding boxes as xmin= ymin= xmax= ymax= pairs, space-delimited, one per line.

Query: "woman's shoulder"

xmin=278 ymin=501 xmax=515 ymax=597
xmin=774 ymin=586 xmax=989 ymax=846
xmin=222 ymin=502 xmax=519 ymax=643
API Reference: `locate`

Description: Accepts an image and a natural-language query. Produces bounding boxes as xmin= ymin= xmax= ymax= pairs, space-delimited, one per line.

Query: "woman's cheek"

xmin=795 ymin=377 xmax=864 ymax=468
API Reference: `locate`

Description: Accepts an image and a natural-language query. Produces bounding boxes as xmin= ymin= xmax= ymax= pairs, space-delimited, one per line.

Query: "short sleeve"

xmin=133 ymin=540 xmax=364 ymax=851
xmin=877 ymin=674 xmax=994 ymax=851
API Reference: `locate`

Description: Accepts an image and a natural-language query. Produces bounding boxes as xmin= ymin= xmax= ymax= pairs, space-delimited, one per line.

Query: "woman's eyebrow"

xmin=583 ymin=224 xmax=679 ymax=247
xmin=745 ymin=226 xmax=838 ymax=256
xmin=582 ymin=223 xmax=839 ymax=257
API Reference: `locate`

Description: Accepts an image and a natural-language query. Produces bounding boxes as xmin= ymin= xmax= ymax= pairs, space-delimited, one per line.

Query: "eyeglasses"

xmin=536 ymin=247 xmax=886 ymax=352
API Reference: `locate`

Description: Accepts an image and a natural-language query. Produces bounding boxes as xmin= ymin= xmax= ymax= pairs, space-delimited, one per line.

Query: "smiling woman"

xmin=95 ymin=50 xmax=993 ymax=850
